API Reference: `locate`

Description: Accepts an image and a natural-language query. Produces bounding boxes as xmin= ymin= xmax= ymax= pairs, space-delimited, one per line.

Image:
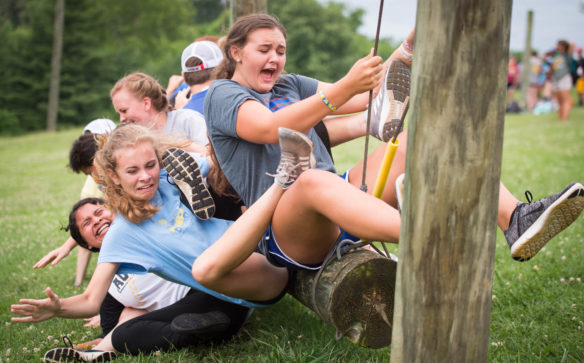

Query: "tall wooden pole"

xmin=230 ymin=0 xmax=267 ymax=25
xmin=519 ymin=10 xmax=534 ymax=111
xmin=390 ymin=0 xmax=512 ymax=362
xmin=46 ymin=0 xmax=64 ymax=132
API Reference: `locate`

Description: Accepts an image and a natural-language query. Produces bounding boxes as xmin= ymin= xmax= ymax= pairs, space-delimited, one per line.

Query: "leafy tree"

xmin=269 ymin=0 xmax=395 ymax=82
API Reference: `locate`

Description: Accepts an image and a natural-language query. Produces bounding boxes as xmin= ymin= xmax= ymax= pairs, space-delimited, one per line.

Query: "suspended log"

xmin=288 ymin=249 xmax=397 ymax=349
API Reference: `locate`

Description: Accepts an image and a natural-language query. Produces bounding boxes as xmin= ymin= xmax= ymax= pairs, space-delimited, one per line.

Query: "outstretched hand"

xmin=33 ymin=246 xmax=70 ymax=269
xmin=342 ymin=48 xmax=384 ymax=95
xmin=11 ymin=287 xmax=61 ymax=323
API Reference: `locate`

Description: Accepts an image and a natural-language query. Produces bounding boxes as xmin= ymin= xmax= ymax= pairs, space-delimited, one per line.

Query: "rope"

xmin=360 ymin=0 xmax=386 ymax=192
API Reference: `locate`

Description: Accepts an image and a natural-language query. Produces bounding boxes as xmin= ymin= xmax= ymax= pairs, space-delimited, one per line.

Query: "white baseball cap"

xmin=82 ymin=118 xmax=116 ymax=135
xmin=181 ymin=41 xmax=223 ymax=73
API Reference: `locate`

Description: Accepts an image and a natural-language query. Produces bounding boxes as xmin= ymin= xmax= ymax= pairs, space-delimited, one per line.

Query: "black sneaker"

xmin=162 ymin=147 xmax=215 ymax=220
xmin=368 ymin=59 xmax=410 ymax=142
xmin=505 ymin=182 xmax=584 ymax=261
xmin=171 ymin=310 xmax=231 ymax=336
xmin=43 ymin=347 xmax=116 ymax=362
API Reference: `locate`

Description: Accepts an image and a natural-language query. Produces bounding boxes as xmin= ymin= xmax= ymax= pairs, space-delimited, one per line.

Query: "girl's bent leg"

xmin=272 ymin=169 xmax=401 ymax=266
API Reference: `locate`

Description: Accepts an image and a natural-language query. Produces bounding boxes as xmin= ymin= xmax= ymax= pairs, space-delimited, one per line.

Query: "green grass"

xmin=1 ymin=107 xmax=583 ymax=362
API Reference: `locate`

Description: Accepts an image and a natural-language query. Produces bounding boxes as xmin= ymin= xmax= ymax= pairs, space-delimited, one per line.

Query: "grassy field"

xmin=1 ymin=108 xmax=583 ymax=362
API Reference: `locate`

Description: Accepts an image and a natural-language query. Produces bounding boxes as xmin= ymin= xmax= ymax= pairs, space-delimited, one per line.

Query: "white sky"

xmin=327 ymin=0 xmax=584 ymax=53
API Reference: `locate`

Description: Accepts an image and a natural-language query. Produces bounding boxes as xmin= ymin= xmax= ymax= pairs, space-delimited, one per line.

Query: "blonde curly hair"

xmin=94 ymin=124 xmax=190 ymax=224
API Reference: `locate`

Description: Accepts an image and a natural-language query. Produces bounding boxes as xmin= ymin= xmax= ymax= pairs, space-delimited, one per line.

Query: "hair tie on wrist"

xmin=319 ymin=91 xmax=337 ymax=112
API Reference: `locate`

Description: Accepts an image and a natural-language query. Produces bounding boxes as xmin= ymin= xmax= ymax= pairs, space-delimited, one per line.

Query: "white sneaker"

xmin=395 ymin=173 xmax=405 ymax=214
xmin=368 ymin=60 xmax=411 ymax=142
xmin=271 ymin=128 xmax=316 ymax=189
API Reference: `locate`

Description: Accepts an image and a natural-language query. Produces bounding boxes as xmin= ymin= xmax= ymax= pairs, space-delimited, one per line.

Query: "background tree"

xmin=0 ymin=0 xmax=396 ymax=135
xmin=46 ymin=0 xmax=64 ymax=132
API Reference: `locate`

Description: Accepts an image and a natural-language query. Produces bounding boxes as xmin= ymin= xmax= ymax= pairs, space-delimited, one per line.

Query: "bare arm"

xmin=193 ymin=184 xmax=288 ymax=301
xmin=11 ymin=262 xmax=118 ymax=322
xmin=236 ymin=50 xmax=383 ymax=144
xmin=33 ymin=236 xmax=78 ymax=269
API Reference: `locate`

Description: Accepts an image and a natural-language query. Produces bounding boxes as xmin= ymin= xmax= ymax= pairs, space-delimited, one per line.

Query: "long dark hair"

xmin=214 ymin=13 xmax=287 ymax=80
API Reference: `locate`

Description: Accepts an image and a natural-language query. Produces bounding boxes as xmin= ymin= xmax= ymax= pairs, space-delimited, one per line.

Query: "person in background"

xmin=174 ymin=40 xmax=224 ymax=114
xmin=110 ymin=72 xmax=208 ymax=155
xmin=527 ymin=51 xmax=543 ymax=112
xmin=575 ymin=46 xmax=584 ymax=107
xmin=549 ymin=40 xmax=575 ymax=120
xmin=166 ymin=35 xmax=221 ymax=108
xmin=34 ymin=118 xmax=116 ymax=287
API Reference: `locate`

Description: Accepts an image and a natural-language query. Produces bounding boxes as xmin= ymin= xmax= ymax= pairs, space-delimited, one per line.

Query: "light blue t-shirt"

xmin=98 ymin=167 xmax=266 ymax=308
xmin=205 ymin=74 xmax=336 ymax=207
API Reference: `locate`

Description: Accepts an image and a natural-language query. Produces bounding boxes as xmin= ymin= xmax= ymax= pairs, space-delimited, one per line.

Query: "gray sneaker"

xmin=43 ymin=347 xmax=116 ymax=362
xmin=163 ymin=147 xmax=215 ymax=220
xmin=368 ymin=59 xmax=410 ymax=142
xmin=395 ymin=173 xmax=405 ymax=214
xmin=271 ymin=127 xmax=316 ymax=189
xmin=505 ymin=182 xmax=584 ymax=261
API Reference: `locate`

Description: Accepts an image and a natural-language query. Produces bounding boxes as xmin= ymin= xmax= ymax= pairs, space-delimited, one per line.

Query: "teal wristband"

xmin=319 ymin=91 xmax=337 ymax=112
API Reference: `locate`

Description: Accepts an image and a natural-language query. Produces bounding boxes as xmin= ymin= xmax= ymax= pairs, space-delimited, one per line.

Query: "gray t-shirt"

xmin=163 ymin=109 xmax=208 ymax=146
xmin=205 ymin=74 xmax=336 ymax=207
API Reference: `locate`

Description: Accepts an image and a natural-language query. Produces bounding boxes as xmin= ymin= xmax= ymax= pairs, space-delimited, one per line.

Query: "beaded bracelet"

xmin=319 ymin=91 xmax=337 ymax=112
xmin=403 ymin=39 xmax=414 ymax=52
xmin=399 ymin=43 xmax=413 ymax=62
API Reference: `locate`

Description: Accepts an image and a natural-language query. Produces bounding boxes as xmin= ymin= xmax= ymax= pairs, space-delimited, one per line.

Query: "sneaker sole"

xmin=381 ymin=60 xmax=410 ymax=142
xmin=43 ymin=347 xmax=115 ymax=362
xmin=163 ymin=148 xmax=215 ymax=220
xmin=81 ymin=351 xmax=116 ymax=362
xmin=510 ymin=183 xmax=584 ymax=261
xmin=43 ymin=347 xmax=79 ymax=362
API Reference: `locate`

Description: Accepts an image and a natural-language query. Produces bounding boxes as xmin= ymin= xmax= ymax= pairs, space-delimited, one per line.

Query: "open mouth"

xmin=96 ymin=223 xmax=110 ymax=237
xmin=260 ymin=68 xmax=276 ymax=82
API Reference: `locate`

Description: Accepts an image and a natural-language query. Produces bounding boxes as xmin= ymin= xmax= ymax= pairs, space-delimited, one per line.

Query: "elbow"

xmin=192 ymin=258 xmax=222 ymax=289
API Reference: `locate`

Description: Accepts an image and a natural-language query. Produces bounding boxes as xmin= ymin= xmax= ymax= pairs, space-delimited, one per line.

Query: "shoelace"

xmin=525 ymin=190 xmax=533 ymax=203
xmin=267 ymin=153 xmax=311 ymax=187
xmin=63 ymin=335 xmax=74 ymax=349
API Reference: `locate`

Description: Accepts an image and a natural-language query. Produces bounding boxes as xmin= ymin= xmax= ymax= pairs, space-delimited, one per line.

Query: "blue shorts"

xmin=260 ymin=226 xmax=360 ymax=271
xmin=257 ymin=171 xmax=360 ymax=271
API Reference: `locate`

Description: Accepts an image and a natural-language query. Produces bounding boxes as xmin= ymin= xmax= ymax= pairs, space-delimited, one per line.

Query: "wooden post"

xmin=519 ymin=10 xmax=534 ymax=111
xmin=390 ymin=0 xmax=512 ymax=362
xmin=46 ymin=0 xmax=64 ymax=132
xmin=230 ymin=0 xmax=267 ymax=25
xmin=288 ymin=249 xmax=397 ymax=349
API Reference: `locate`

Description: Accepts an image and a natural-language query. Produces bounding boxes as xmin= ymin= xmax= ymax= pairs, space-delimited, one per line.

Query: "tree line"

xmin=0 ymin=0 xmax=397 ymax=135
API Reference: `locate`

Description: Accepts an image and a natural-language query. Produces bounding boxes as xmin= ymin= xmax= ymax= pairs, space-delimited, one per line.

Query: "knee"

xmin=293 ymin=169 xmax=329 ymax=191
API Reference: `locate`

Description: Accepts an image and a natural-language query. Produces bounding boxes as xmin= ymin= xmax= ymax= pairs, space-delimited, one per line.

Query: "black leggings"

xmin=111 ymin=289 xmax=250 ymax=355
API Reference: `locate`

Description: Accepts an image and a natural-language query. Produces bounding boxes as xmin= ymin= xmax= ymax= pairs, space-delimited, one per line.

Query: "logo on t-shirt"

xmin=111 ymin=274 xmax=131 ymax=293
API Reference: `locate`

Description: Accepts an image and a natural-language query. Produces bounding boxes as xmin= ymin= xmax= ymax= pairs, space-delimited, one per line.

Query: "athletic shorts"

xmin=257 ymin=171 xmax=361 ymax=271
xmin=552 ymin=74 xmax=573 ymax=92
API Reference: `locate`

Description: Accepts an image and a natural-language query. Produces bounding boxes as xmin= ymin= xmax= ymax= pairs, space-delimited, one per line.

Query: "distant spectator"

xmin=549 ymin=40 xmax=574 ymax=120
xmin=507 ymin=55 xmax=520 ymax=108
xmin=575 ymin=46 xmax=584 ymax=107
xmin=526 ymin=51 xmax=544 ymax=112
